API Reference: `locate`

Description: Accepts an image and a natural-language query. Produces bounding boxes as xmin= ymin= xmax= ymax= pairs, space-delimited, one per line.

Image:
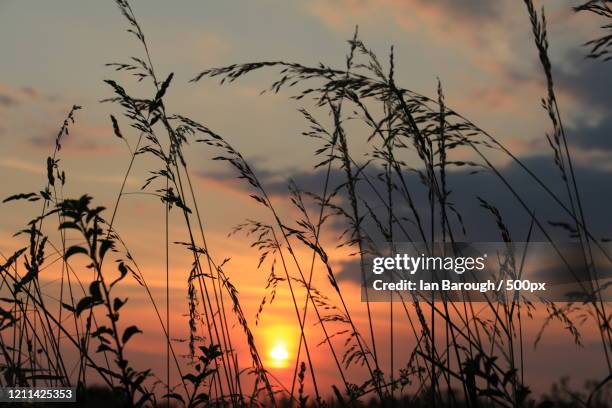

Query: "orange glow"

xmin=269 ymin=343 xmax=290 ymax=368
xmin=262 ymin=324 xmax=297 ymax=369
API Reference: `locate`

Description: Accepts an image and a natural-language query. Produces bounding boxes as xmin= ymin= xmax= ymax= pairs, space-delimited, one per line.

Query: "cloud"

xmin=0 ymin=158 xmax=44 ymax=175
xmin=470 ymin=48 xmax=612 ymax=156
xmin=568 ymin=115 xmax=612 ymax=152
xmin=308 ymin=0 xmax=503 ymax=29
xmin=0 ymin=84 xmax=41 ymax=107
xmin=335 ymin=257 xmax=362 ymax=284
xmin=0 ymin=94 xmax=17 ymax=107
xmin=557 ymin=51 xmax=612 ymax=111
xmin=25 ymin=125 xmax=117 ymax=156
xmin=201 ymin=151 xmax=612 ymax=258
xmin=428 ymin=0 xmax=500 ymax=20
xmin=154 ymin=28 xmax=230 ymax=69
xmin=0 ymin=157 xmax=136 ymax=187
xmin=307 ymin=0 xmax=510 ymax=49
xmin=0 ymin=84 xmax=117 ymax=156
xmin=0 ymin=85 xmax=114 ymax=157
xmin=193 ymin=157 xmax=288 ymax=196
xmin=553 ymin=51 xmax=612 ymax=153
xmin=195 ymin=170 xmax=256 ymax=197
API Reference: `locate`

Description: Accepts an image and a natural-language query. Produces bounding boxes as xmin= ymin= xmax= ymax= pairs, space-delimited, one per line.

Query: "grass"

xmin=0 ymin=0 xmax=611 ymax=407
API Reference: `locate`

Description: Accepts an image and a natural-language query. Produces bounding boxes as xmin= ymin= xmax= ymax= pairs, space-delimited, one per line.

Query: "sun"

xmin=262 ymin=325 xmax=296 ymax=368
xmin=269 ymin=342 xmax=290 ymax=368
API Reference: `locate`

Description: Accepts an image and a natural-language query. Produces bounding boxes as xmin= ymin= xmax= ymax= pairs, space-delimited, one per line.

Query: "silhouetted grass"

xmin=0 ymin=0 xmax=610 ymax=407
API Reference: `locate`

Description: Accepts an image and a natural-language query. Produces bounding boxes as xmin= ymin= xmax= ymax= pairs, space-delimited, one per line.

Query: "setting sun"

xmin=269 ymin=343 xmax=290 ymax=368
xmin=262 ymin=325 xmax=297 ymax=369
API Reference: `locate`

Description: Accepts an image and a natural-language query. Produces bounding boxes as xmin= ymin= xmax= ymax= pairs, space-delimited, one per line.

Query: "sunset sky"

xmin=1 ymin=0 xmax=611 ymax=399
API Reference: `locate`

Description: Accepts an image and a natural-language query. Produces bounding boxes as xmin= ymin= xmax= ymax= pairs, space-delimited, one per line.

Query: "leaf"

xmin=0 ymin=248 xmax=28 ymax=294
xmin=3 ymin=193 xmax=39 ymax=203
xmin=113 ymin=297 xmax=127 ymax=312
xmin=116 ymin=358 xmax=128 ymax=370
xmin=149 ymin=114 xmax=161 ymax=127
xmin=64 ymin=245 xmax=88 ymax=260
xmin=40 ymin=189 xmax=51 ymax=200
xmin=96 ymin=343 xmax=116 ymax=354
xmin=193 ymin=393 xmax=209 ymax=404
xmin=92 ymin=326 xmax=114 ymax=338
xmin=110 ymin=115 xmax=124 ymax=139
xmin=249 ymin=194 xmax=268 ymax=207
xmin=89 ymin=281 xmax=103 ymax=302
xmin=332 ymin=385 xmax=346 ymax=406
xmin=131 ymin=369 xmax=150 ymax=391
xmin=0 ymin=306 xmax=13 ymax=322
xmin=61 ymin=302 xmax=76 ymax=313
xmin=155 ymin=72 xmax=174 ymax=101
xmin=99 ymin=239 xmax=114 ymax=261
xmin=14 ymin=269 xmax=38 ymax=293
xmin=119 ymin=262 xmax=128 ymax=277
xmin=76 ymin=296 xmax=94 ymax=316
xmin=502 ymin=368 xmax=517 ymax=386
xmin=58 ymin=221 xmax=80 ymax=231
xmin=88 ymin=364 xmax=122 ymax=380
xmin=46 ymin=157 xmax=55 ymax=186
xmin=111 ymin=262 xmax=129 ymax=288
xmin=122 ymin=325 xmax=142 ymax=344
xmin=0 ymin=247 xmax=25 ymax=271
xmin=163 ymin=393 xmax=185 ymax=404
xmin=135 ymin=391 xmax=154 ymax=408
xmin=182 ymin=373 xmax=198 ymax=385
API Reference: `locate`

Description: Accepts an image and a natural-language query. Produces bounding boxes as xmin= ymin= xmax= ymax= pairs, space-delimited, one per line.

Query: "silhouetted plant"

xmin=1 ymin=0 xmax=610 ymax=407
xmin=575 ymin=0 xmax=612 ymax=61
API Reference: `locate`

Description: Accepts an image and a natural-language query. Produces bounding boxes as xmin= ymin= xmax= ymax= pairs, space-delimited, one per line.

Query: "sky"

xmin=0 ymin=0 xmax=611 ymax=401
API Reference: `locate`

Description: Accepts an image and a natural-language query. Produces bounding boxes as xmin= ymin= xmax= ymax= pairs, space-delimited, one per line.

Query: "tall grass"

xmin=0 ymin=0 xmax=610 ymax=407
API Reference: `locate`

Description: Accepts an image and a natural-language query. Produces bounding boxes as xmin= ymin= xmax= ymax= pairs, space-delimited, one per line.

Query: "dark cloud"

xmin=423 ymin=0 xmax=501 ymax=21
xmin=201 ymin=153 xmax=612 ymax=282
xmin=196 ymin=165 xmax=278 ymax=187
xmin=20 ymin=86 xmax=39 ymax=99
xmin=556 ymin=51 xmax=612 ymax=151
xmin=308 ymin=0 xmax=506 ymax=45
xmin=0 ymin=85 xmax=42 ymax=107
xmin=27 ymin=136 xmax=53 ymax=149
xmin=335 ymin=257 xmax=362 ymax=284
xmin=0 ymin=93 xmax=18 ymax=107
xmin=569 ymin=115 xmax=612 ymax=151
xmin=558 ymin=50 xmax=612 ymax=111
